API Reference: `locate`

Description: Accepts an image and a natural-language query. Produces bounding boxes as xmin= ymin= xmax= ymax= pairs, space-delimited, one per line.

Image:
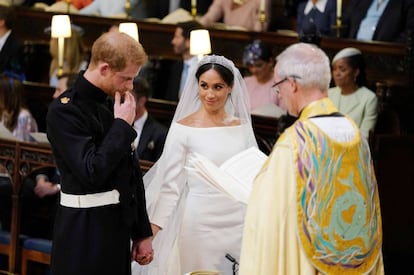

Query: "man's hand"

xmin=131 ymin=237 xmax=154 ymax=265
xmin=114 ymin=91 xmax=136 ymax=125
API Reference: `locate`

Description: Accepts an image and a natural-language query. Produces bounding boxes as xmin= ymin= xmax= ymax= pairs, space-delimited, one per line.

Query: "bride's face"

xmin=198 ymin=69 xmax=232 ymax=113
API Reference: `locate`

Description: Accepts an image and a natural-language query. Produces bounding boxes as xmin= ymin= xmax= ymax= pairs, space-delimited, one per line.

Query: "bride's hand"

xmin=151 ymin=223 xmax=161 ymax=237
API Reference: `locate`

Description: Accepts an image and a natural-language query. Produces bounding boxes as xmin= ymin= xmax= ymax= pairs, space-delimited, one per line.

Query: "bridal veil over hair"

xmin=132 ymin=55 xmax=255 ymax=275
xmin=173 ymin=54 xmax=252 ymax=124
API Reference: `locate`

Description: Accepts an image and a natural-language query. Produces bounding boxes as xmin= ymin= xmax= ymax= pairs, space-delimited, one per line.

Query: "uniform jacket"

xmin=46 ymin=73 xmax=152 ymax=274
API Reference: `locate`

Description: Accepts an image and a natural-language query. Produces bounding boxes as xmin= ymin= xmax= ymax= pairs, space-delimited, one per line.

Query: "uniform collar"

xmin=75 ymin=71 xmax=108 ymax=103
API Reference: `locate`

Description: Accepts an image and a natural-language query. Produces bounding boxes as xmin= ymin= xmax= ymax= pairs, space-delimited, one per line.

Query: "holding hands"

xmin=132 ymin=237 xmax=154 ymax=265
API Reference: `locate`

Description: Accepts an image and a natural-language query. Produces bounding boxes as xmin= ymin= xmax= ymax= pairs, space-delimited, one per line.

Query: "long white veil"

xmin=132 ymin=55 xmax=255 ymax=275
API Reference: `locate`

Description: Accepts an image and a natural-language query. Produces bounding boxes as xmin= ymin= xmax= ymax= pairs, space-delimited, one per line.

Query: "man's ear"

xmin=99 ymin=63 xmax=110 ymax=76
xmin=291 ymin=78 xmax=299 ymax=94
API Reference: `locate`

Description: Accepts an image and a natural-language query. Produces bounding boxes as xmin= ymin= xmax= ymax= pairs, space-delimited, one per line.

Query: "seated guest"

xmin=20 ymin=166 xmax=60 ymax=239
xmin=0 ymin=75 xmax=38 ymax=141
xmin=0 ymin=6 xmax=25 ymax=79
xmin=297 ymin=0 xmax=336 ymax=37
xmin=342 ymin=0 xmax=414 ymax=42
xmin=130 ymin=0 xmax=171 ymax=19
xmin=179 ymin=0 xmax=213 ymax=15
xmin=199 ymin=0 xmax=272 ymax=31
xmin=131 ymin=77 xmax=168 ymax=163
xmin=53 ymin=72 xmax=78 ymax=99
xmin=242 ymin=39 xmax=285 ymax=117
xmin=328 ymin=47 xmax=378 ymax=138
xmin=142 ymin=20 xmax=203 ymax=101
xmin=55 ymin=0 xmax=92 ymax=9
xmin=79 ymin=0 xmax=127 ymax=17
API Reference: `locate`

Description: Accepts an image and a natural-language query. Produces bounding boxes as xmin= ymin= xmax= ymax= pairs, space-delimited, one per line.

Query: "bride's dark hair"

xmin=195 ymin=62 xmax=234 ymax=87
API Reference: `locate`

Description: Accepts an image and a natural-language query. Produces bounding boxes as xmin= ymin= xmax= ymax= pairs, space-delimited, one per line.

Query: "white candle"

xmin=260 ymin=0 xmax=265 ymax=12
xmin=191 ymin=0 xmax=196 ymax=7
xmin=58 ymin=37 xmax=65 ymax=75
xmin=337 ymin=0 xmax=342 ymax=19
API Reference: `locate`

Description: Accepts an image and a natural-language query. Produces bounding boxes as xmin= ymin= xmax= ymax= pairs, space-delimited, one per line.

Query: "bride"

xmin=132 ymin=55 xmax=258 ymax=275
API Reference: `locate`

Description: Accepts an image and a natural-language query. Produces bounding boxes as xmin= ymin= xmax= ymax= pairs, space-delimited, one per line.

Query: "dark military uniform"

xmin=46 ymin=72 xmax=152 ymax=275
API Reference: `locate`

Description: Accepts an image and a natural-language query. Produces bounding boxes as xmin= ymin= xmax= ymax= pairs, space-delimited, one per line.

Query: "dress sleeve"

xmin=144 ymin=123 xmax=188 ymax=228
xmin=360 ymin=92 xmax=378 ymax=139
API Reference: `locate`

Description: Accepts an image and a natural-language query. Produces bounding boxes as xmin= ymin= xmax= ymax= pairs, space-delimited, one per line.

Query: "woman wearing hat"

xmin=328 ymin=47 xmax=378 ymax=138
xmin=243 ymin=40 xmax=285 ymax=118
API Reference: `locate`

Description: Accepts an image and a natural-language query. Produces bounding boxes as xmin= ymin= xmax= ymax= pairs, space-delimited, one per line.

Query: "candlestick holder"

xmin=125 ymin=0 xmax=131 ymax=19
xmin=191 ymin=4 xmax=197 ymax=20
xmin=259 ymin=10 xmax=266 ymax=32
xmin=332 ymin=17 xmax=346 ymax=38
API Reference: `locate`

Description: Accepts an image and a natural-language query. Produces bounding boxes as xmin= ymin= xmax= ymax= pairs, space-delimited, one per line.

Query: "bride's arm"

xmin=145 ymin=123 xmax=189 ymax=229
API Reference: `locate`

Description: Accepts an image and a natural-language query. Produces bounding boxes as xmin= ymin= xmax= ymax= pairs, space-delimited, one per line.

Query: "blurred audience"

xmin=179 ymin=0 xmax=213 ymax=15
xmin=131 ymin=77 xmax=168 ymax=163
xmin=328 ymin=47 xmax=378 ymax=138
xmin=55 ymin=0 xmax=92 ymax=9
xmin=242 ymin=39 xmax=285 ymax=118
xmin=79 ymin=0 xmax=126 ymax=17
xmin=296 ymin=0 xmax=336 ymax=37
xmin=342 ymin=0 xmax=414 ymax=42
xmin=199 ymin=0 xmax=272 ymax=31
xmin=130 ymin=0 xmax=170 ymax=19
xmin=22 ymin=0 xmax=54 ymax=6
xmin=142 ymin=20 xmax=203 ymax=101
xmin=48 ymin=25 xmax=88 ymax=86
xmin=0 ymin=5 xmax=25 ymax=80
xmin=0 ymin=75 xmax=38 ymax=141
xmin=53 ymin=72 xmax=78 ymax=99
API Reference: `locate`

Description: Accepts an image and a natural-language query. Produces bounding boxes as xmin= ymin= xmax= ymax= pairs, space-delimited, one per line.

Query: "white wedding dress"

xmin=132 ymin=122 xmax=257 ymax=275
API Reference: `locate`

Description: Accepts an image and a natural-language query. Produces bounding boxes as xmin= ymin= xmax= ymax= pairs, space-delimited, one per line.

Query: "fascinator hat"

xmin=242 ymin=39 xmax=272 ymax=66
xmin=332 ymin=47 xmax=362 ymax=65
xmin=173 ymin=54 xmax=252 ymax=125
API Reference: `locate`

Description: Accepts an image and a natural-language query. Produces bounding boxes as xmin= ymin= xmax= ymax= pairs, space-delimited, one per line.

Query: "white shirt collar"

xmin=0 ymin=30 xmax=12 ymax=52
xmin=185 ymin=56 xmax=198 ymax=67
xmin=304 ymin=0 xmax=328 ymax=15
xmin=134 ymin=111 xmax=148 ymax=132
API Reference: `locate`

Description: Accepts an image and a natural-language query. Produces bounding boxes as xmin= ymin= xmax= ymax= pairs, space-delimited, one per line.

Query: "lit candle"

xmin=337 ymin=0 xmax=342 ymax=19
xmin=58 ymin=37 xmax=65 ymax=76
xmin=191 ymin=0 xmax=197 ymax=17
xmin=260 ymin=0 xmax=265 ymax=12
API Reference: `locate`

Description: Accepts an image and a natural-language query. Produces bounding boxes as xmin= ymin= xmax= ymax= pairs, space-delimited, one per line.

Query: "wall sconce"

xmin=119 ymin=22 xmax=139 ymax=42
xmin=190 ymin=29 xmax=211 ymax=61
xmin=51 ymin=15 xmax=72 ymax=77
